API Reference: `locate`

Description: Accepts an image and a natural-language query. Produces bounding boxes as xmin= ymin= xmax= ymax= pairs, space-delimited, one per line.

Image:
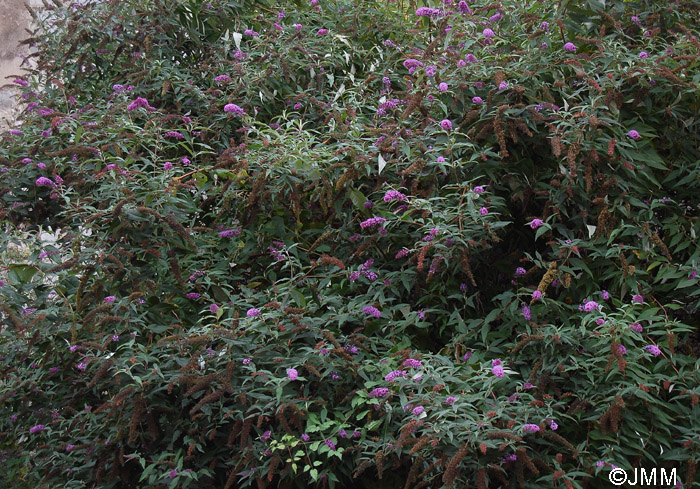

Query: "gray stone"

xmin=0 ymin=0 xmax=41 ymax=129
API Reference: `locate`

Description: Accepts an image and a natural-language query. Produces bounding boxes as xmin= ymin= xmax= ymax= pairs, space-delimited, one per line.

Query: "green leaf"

xmin=139 ymin=463 xmax=155 ymax=482
xmin=9 ymin=264 xmax=37 ymax=284
xmin=289 ymin=288 xmax=307 ymax=308
xmin=349 ymin=189 xmax=367 ymax=209
xmin=675 ymin=278 xmax=698 ymax=289
xmin=534 ymin=224 xmax=550 ymax=240
xmin=210 ymin=285 xmax=229 ymax=302
xmin=481 ymin=309 xmax=501 ymax=344
xmin=74 ymin=125 xmax=82 ymax=145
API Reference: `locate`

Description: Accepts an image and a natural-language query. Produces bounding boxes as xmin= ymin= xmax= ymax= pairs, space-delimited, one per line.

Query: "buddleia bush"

xmin=1 ymin=0 xmax=700 ymax=488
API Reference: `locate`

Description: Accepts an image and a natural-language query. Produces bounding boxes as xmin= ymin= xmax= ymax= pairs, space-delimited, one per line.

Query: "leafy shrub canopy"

xmin=1 ymin=0 xmax=700 ymax=488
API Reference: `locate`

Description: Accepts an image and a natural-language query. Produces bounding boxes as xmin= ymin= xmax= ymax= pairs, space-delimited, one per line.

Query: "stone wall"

xmin=0 ymin=0 xmax=37 ymax=128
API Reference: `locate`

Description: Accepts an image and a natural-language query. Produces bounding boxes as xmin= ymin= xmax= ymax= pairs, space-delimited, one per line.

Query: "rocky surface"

xmin=0 ymin=0 xmax=39 ymax=129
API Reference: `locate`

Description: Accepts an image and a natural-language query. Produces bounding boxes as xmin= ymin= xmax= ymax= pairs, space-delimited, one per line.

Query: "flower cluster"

xmin=268 ymin=241 xmax=286 ymax=260
xmin=415 ymin=7 xmax=440 ymax=17
xmin=224 ymin=103 xmax=246 ymax=116
xmin=362 ymin=305 xmax=381 ymax=318
xmin=36 ymin=177 xmax=57 ymax=188
xmin=492 ymin=359 xmax=504 ymax=378
xmin=403 ymin=59 xmax=424 ymax=71
xmin=127 ymin=97 xmax=155 ymax=111
xmin=219 ymin=227 xmax=242 ymax=238
xmin=369 ymin=387 xmax=390 ymax=398
xmin=384 ymin=370 xmax=408 ymax=382
xmin=350 ymin=259 xmax=379 ymax=282
xmin=377 ymin=99 xmax=406 ymax=113
xmin=360 ymin=217 xmax=387 ymax=229
xmin=383 ymin=190 xmax=406 ymax=203
xmin=395 ymin=248 xmax=410 ymax=259
xmin=630 ymin=323 xmax=643 ymax=332
xmin=530 ymin=219 xmax=544 ymax=229
xmin=402 ymin=358 xmax=421 ymax=368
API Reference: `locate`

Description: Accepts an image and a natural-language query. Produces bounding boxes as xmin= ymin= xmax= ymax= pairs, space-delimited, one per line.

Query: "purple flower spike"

xmin=492 ymin=363 xmax=504 ymax=378
xmin=224 ymin=103 xmax=245 ymax=116
xmin=362 ymin=305 xmax=381 ymax=318
xmin=530 ymin=219 xmax=544 ymax=229
xmin=35 ymin=176 xmax=56 ymax=188
xmin=402 ymin=358 xmax=422 ymax=368
xmin=127 ymin=97 xmax=155 ymax=111
xmin=369 ymin=387 xmax=389 ymax=398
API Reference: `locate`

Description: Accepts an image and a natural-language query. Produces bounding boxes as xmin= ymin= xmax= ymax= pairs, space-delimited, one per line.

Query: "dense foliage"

xmin=2 ymin=0 xmax=700 ymax=487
